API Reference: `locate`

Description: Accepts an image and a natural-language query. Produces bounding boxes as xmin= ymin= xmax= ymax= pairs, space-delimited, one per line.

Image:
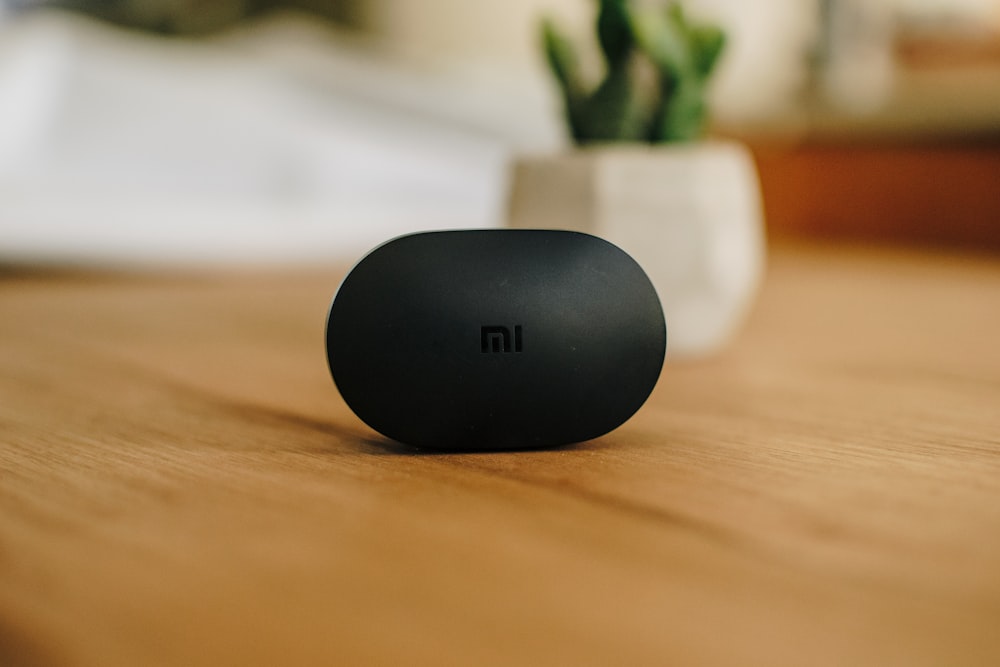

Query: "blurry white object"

xmin=0 ymin=7 xmax=72 ymax=176
xmin=508 ymin=143 xmax=765 ymax=358
xmin=0 ymin=10 xmax=519 ymax=266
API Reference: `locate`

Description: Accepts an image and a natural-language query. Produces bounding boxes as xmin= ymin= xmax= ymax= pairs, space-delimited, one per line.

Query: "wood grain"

xmin=1 ymin=244 xmax=999 ymax=666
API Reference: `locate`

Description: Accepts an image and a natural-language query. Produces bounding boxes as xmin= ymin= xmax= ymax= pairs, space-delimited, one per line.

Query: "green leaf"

xmin=665 ymin=3 xmax=726 ymax=80
xmin=653 ymin=78 xmax=707 ymax=142
xmin=630 ymin=7 xmax=690 ymax=77
xmin=666 ymin=3 xmax=690 ymax=36
xmin=579 ymin=66 xmax=646 ymax=142
xmin=597 ymin=0 xmax=634 ymax=68
xmin=539 ymin=1 xmax=724 ymax=144
xmin=542 ymin=18 xmax=582 ymax=96
xmin=690 ymin=25 xmax=726 ymax=79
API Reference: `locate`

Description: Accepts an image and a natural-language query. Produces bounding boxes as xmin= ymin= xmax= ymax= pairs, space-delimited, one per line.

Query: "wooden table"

xmin=2 ymin=244 xmax=999 ymax=666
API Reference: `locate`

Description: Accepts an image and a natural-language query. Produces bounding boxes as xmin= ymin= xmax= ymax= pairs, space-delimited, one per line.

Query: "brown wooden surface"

xmin=2 ymin=244 xmax=1000 ymax=666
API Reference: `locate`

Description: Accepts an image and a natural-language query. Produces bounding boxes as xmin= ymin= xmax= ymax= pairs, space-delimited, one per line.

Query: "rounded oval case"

xmin=326 ymin=230 xmax=666 ymax=450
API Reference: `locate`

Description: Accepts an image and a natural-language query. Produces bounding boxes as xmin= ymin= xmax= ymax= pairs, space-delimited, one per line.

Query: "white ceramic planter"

xmin=507 ymin=141 xmax=765 ymax=358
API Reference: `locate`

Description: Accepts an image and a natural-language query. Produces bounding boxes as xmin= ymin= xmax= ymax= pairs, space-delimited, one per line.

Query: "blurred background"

xmin=1 ymin=0 xmax=999 ymax=265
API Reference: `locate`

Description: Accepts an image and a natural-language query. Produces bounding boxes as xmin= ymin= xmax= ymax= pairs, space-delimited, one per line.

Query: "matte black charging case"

xmin=325 ymin=229 xmax=666 ymax=450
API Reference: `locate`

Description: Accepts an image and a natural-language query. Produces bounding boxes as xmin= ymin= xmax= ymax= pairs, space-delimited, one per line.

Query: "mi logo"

xmin=481 ymin=325 xmax=523 ymax=353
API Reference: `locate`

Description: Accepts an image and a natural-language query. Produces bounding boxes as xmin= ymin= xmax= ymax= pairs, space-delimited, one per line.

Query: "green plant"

xmin=542 ymin=0 xmax=726 ymax=144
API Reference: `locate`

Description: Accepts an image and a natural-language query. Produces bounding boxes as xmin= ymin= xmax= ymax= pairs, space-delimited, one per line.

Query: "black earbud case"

xmin=326 ymin=230 xmax=666 ymax=450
